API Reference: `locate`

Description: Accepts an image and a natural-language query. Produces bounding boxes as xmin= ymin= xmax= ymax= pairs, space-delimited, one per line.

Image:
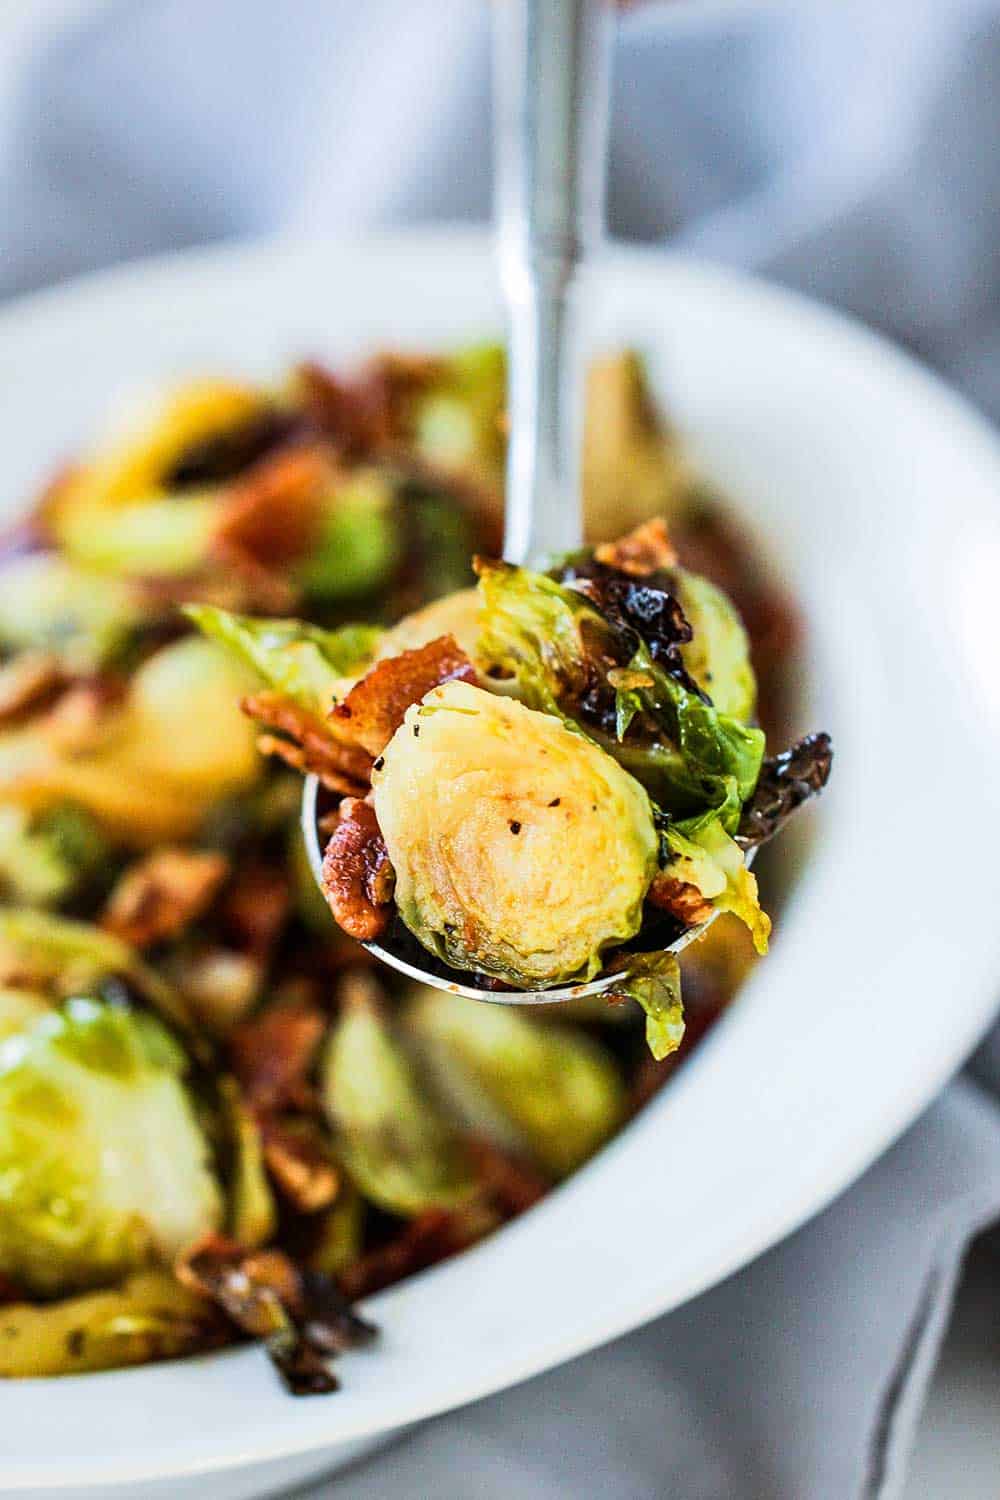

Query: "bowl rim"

xmin=2 ymin=227 xmax=1000 ymax=1488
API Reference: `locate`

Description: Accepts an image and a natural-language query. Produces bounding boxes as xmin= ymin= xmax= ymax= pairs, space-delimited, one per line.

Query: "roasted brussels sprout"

xmin=0 ymin=999 xmax=222 ymax=1296
xmin=373 ymin=680 xmax=659 ymax=986
xmin=321 ymin=983 xmax=476 ymax=1217
xmin=674 ymin=568 xmax=756 ymax=723
xmin=0 ymin=1269 xmax=225 ymax=1378
xmin=406 ymin=988 xmax=625 ymax=1177
xmin=0 ymin=553 xmax=141 ymax=671
xmin=0 ymin=637 xmax=263 ymax=844
xmin=582 ymin=352 xmax=691 ymax=541
xmin=0 ymin=804 xmax=110 ymax=909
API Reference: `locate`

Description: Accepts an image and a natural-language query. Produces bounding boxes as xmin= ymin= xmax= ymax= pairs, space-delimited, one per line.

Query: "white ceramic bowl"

xmin=3 ymin=231 xmax=1000 ymax=1500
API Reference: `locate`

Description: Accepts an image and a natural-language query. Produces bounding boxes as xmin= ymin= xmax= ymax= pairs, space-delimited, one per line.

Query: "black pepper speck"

xmin=509 ymin=820 xmax=521 ymax=835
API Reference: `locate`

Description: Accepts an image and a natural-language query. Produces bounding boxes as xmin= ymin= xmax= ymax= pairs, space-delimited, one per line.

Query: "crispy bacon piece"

xmin=320 ymin=798 xmax=394 ymax=941
xmin=260 ymin=1119 xmax=340 ymax=1213
xmin=242 ymin=692 xmax=372 ymax=794
xmin=646 ymin=871 xmax=714 ymax=928
xmin=215 ymin=445 xmax=330 ymax=568
xmin=0 ymin=651 xmax=62 ymax=724
xmin=228 ymin=1001 xmax=326 ymax=1113
xmin=595 ymin=517 xmax=677 ymax=576
xmin=331 ymin=635 xmax=476 ymax=756
xmin=102 ymin=848 xmax=229 ymax=949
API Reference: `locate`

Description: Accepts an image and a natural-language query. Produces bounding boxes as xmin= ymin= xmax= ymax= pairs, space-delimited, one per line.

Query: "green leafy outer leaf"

xmin=666 ymin=818 xmax=771 ymax=956
xmin=321 ymin=988 xmax=476 ymax=1218
xmin=183 ymin=605 xmax=381 ymax=719
xmin=476 ymin=560 xmax=764 ymax=829
xmin=612 ymin=952 xmax=685 ymax=1062
xmin=673 ymin=568 xmax=757 ymax=723
xmin=0 ymin=999 xmax=222 ymax=1296
xmin=406 ymin=988 xmax=625 ymax=1178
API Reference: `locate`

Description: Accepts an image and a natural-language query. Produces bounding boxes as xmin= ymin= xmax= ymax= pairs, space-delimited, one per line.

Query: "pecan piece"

xmin=594 ymin=517 xmax=677 ymax=576
xmin=320 ymin=798 xmax=394 ymax=941
xmin=647 ymin=871 xmax=714 ymax=928
xmin=102 ymin=848 xmax=229 ymax=949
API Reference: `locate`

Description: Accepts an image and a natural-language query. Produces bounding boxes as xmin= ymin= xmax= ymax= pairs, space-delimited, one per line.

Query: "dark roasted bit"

xmin=228 ymin=1001 xmax=326 ymax=1114
xmin=736 ymin=732 xmax=833 ymax=849
xmin=166 ymin=409 xmax=307 ymax=488
xmin=176 ymin=1237 xmax=340 ymax=1396
xmin=260 ymin=1119 xmax=340 ymax=1213
xmin=299 ymin=1268 xmax=377 ymax=1354
xmin=101 ymin=847 xmax=230 ymax=949
xmin=331 ymin=634 xmax=477 ymax=756
xmin=338 ymin=1209 xmax=489 ymax=1300
xmin=321 ymin=797 xmax=395 ymax=941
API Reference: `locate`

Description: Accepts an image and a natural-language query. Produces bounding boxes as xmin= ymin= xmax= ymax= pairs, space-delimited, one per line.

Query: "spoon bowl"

xmin=299 ymin=772 xmax=731 ymax=1004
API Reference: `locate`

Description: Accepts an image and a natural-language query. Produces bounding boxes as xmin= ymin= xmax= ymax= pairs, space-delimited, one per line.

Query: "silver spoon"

xmin=302 ymin=0 xmax=742 ymax=1003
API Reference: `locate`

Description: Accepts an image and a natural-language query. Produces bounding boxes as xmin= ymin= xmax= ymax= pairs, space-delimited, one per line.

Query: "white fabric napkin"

xmin=2 ymin=3 xmax=999 ymax=1494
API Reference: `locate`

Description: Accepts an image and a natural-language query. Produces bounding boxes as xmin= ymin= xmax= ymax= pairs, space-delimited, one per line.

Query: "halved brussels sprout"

xmin=664 ymin=818 xmax=770 ymax=956
xmin=60 ymin=495 xmax=219 ymax=578
xmin=0 ymin=998 xmax=222 ymax=1296
xmin=0 ymin=637 xmax=263 ymax=844
xmin=0 ymin=553 xmax=141 ymax=671
xmin=0 ymin=908 xmax=195 ymax=1036
xmin=674 ymin=568 xmax=756 ymax=722
xmin=0 ymin=1269 xmax=225 ymax=1377
xmin=321 ymin=983 xmax=476 ymax=1217
xmin=0 ymin=804 xmax=109 ymax=909
xmin=373 ymin=679 xmax=659 ymax=987
xmin=46 ymin=380 xmax=268 ymax=539
xmin=406 ymin=988 xmax=625 ymax=1177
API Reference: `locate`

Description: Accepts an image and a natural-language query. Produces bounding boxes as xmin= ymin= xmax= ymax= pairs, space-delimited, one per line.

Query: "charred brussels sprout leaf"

xmin=737 ymin=732 xmax=834 ymax=849
xmin=0 ymin=999 xmax=222 ymax=1296
xmin=665 ymin=819 xmax=770 ymax=955
xmin=406 ymin=989 xmax=625 ymax=1177
xmin=476 ymin=558 xmax=764 ymax=829
xmin=321 ymin=987 xmax=476 ymax=1217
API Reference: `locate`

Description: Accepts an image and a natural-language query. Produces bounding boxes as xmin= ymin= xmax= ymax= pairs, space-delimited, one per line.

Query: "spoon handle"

xmin=493 ymin=0 xmax=613 ymax=566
